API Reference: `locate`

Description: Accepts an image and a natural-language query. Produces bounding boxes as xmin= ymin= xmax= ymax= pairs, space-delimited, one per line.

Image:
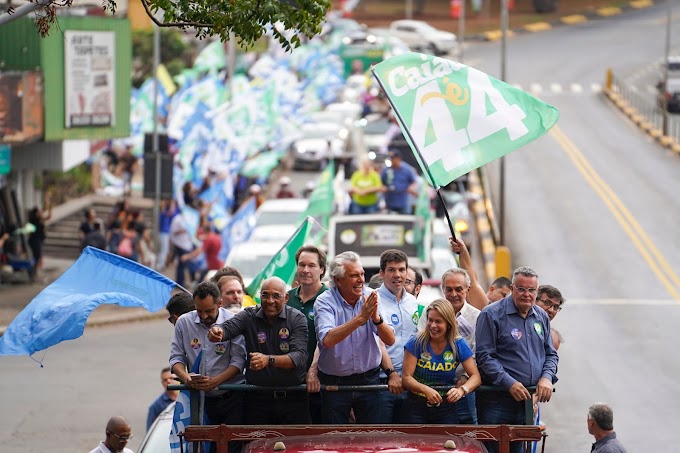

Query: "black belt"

xmin=319 ymin=367 xmax=380 ymax=383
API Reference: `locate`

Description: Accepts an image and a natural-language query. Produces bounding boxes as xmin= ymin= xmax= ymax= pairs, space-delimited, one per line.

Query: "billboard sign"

xmin=64 ymin=30 xmax=116 ymax=128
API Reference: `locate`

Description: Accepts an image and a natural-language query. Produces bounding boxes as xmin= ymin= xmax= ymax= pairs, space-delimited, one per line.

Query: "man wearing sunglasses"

xmin=535 ymin=285 xmax=565 ymax=350
xmin=475 ymin=266 xmax=559 ymax=453
xmin=90 ymin=416 xmax=133 ymax=453
xmin=208 ymin=277 xmax=310 ymax=424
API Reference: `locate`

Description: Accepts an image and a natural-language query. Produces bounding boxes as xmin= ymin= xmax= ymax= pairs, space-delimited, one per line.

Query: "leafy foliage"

xmin=127 ymin=0 xmax=330 ymax=51
xmin=31 ymin=0 xmax=329 ymax=51
xmin=131 ymin=29 xmax=190 ymax=88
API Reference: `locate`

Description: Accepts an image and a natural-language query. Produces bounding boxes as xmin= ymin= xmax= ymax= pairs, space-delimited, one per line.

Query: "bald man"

xmin=209 ymin=277 xmax=310 ymax=424
xmin=90 ymin=416 xmax=133 ymax=453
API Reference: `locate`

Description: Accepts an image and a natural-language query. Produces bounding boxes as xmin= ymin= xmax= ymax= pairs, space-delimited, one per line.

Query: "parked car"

xmin=249 ymin=224 xmax=298 ymax=243
xmin=389 ymin=20 xmax=458 ymax=56
xmin=138 ymin=402 xmax=174 ymax=453
xmin=656 ymin=77 xmax=680 ymax=113
xmin=357 ymin=114 xmax=391 ymax=163
xmin=225 ymin=241 xmax=285 ymax=287
xmin=290 ymin=122 xmax=349 ymax=171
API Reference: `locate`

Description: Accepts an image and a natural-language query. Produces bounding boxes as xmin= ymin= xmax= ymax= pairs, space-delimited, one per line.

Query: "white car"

xmin=225 ymin=241 xmax=285 ymax=287
xmin=389 ymin=20 xmax=458 ymax=56
xmin=249 ymin=224 xmax=298 ymax=244
xmin=255 ymin=198 xmax=309 ymax=228
xmin=291 ymin=122 xmax=349 ymax=171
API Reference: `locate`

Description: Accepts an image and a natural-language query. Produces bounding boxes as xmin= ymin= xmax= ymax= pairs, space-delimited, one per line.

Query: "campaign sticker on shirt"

xmin=214 ymin=344 xmax=226 ymax=355
xmin=191 ymin=338 xmax=201 ymax=349
xmin=279 ymin=328 xmax=289 ymax=340
xmin=421 ymin=352 xmax=432 ymax=361
xmin=443 ymin=351 xmax=454 ymax=362
xmin=257 ymin=331 xmax=267 ymax=343
xmin=412 ymin=312 xmax=419 ymax=325
xmin=308 ymin=309 xmax=314 ymax=320
xmin=511 ymin=328 xmax=522 ymax=340
xmin=391 ymin=313 xmax=400 ymax=325
xmin=280 ymin=341 xmax=290 ymax=353
xmin=534 ymin=323 xmax=543 ymax=335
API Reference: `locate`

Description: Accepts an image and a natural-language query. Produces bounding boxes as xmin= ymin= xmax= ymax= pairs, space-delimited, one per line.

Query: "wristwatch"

xmin=268 ymin=355 xmax=275 ymax=367
xmin=384 ymin=367 xmax=397 ymax=376
xmin=372 ymin=315 xmax=384 ymax=326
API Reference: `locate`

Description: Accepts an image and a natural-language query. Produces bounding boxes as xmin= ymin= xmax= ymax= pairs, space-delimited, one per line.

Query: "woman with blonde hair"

xmin=401 ymin=298 xmax=481 ymax=423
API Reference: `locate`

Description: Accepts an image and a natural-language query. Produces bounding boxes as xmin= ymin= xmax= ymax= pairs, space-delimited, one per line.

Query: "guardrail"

xmin=167 ymin=383 xmax=540 ymax=427
xmin=604 ymin=69 xmax=680 ymax=153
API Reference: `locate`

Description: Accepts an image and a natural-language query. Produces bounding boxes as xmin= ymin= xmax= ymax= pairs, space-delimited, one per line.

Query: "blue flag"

xmin=218 ymin=197 xmax=257 ymax=262
xmin=0 ymin=247 xmax=178 ymax=357
xmin=170 ymin=351 xmax=207 ymax=453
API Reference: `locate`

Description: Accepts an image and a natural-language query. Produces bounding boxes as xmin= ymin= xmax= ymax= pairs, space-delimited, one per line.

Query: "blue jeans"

xmin=477 ymin=391 xmax=528 ymax=453
xmin=402 ymin=394 xmax=458 ymax=424
xmin=378 ymin=387 xmax=407 ymax=423
xmin=456 ymin=391 xmax=478 ymax=424
xmin=319 ymin=368 xmax=381 ymax=424
xmin=349 ymin=202 xmax=378 ymax=215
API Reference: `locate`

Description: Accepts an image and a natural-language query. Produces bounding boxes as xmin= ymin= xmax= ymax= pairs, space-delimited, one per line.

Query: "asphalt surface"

xmin=473 ymin=2 xmax=680 ymax=451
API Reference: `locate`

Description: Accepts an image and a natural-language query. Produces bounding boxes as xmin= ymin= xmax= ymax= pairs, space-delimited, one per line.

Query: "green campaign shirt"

xmin=287 ymin=284 xmax=328 ymax=369
xmin=350 ymin=170 xmax=383 ymax=206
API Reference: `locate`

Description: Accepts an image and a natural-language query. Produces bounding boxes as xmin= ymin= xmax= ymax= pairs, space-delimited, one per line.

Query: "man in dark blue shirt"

xmin=146 ymin=367 xmax=177 ymax=430
xmin=381 ymin=150 xmax=417 ymax=214
xmin=475 ymin=266 xmax=558 ymax=453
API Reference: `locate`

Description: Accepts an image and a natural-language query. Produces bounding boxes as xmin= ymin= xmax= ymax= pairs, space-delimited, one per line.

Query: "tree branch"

xmin=139 ymin=0 xmax=213 ymax=29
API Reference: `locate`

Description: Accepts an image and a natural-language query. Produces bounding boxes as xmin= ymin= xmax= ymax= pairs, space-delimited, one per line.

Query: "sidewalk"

xmin=0 ymin=255 xmax=169 ymax=336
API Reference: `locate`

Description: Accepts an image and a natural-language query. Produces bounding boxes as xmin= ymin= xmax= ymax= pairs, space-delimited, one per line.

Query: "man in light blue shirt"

xmin=375 ymin=249 xmax=418 ymax=423
xmin=475 ymin=267 xmax=558 ymax=453
xmin=315 ymin=251 xmax=396 ymax=424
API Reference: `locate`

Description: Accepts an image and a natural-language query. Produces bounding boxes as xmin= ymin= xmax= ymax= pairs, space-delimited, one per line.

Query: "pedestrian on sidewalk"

xmin=27 ymin=192 xmax=52 ymax=277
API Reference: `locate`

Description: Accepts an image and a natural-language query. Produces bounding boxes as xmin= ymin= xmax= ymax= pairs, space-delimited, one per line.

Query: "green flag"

xmin=301 ymin=160 xmax=335 ymax=227
xmin=246 ymin=216 xmax=314 ymax=300
xmin=372 ymin=53 xmax=559 ymax=188
xmin=240 ymin=150 xmax=284 ymax=179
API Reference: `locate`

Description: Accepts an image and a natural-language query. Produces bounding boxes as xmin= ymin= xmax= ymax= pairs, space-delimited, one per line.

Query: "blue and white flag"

xmin=170 ymin=351 xmax=207 ymax=453
xmin=0 ymin=247 xmax=177 ymax=357
xmin=218 ymin=197 xmax=257 ymax=262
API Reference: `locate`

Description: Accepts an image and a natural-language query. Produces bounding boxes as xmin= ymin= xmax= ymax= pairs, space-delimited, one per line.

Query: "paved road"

xmin=467 ymin=3 xmax=680 ymax=451
xmin=0 ymin=319 xmax=173 ymax=452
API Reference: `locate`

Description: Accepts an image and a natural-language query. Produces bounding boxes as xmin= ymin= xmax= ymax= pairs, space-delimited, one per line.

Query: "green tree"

xmin=24 ymin=0 xmax=330 ymax=51
xmin=131 ymin=28 xmax=190 ymax=88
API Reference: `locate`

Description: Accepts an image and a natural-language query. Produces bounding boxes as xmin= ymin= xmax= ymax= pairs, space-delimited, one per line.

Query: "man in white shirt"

xmin=89 ymin=416 xmax=134 ymax=453
xmin=375 ymin=249 xmax=419 ymax=423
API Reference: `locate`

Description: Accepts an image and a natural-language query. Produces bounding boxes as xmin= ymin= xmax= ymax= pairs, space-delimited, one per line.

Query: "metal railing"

xmin=167 ymin=383 xmax=540 ymax=426
xmin=606 ymin=70 xmax=680 ymax=143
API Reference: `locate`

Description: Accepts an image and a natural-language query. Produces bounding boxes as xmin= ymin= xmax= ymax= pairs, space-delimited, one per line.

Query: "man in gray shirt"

xmin=170 ymin=282 xmax=246 ymax=429
xmin=588 ymin=403 xmax=627 ymax=453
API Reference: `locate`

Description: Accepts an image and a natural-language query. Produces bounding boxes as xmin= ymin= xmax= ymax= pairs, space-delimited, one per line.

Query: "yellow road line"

xmin=561 ymin=14 xmax=588 ymax=24
xmin=630 ymin=0 xmax=653 ymax=8
xmin=550 ymin=126 xmax=680 ymax=300
xmin=597 ymin=6 xmax=622 ymax=16
xmin=524 ymin=22 xmax=552 ymax=32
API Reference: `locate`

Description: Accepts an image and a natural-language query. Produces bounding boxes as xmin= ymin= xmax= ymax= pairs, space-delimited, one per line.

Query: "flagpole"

xmin=370 ymin=66 xmax=458 ymax=242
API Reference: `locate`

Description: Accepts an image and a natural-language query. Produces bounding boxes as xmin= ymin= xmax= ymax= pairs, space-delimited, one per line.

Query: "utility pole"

xmin=152 ymin=23 xmax=162 ymax=246
xmin=499 ymin=0 xmax=508 ymax=246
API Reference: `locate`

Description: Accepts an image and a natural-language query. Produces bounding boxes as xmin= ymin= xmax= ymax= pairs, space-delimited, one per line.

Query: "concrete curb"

xmin=0 ymin=310 xmax=167 ymax=337
xmin=469 ymin=0 xmax=658 ymax=42
xmin=468 ymin=170 xmax=496 ymax=284
xmin=603 ymin=88 xmax=680 ymax=154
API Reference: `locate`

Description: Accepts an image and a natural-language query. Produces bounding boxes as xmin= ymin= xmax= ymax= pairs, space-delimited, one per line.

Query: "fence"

xmin=605 ymin=69 xmax=680 ymax=148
